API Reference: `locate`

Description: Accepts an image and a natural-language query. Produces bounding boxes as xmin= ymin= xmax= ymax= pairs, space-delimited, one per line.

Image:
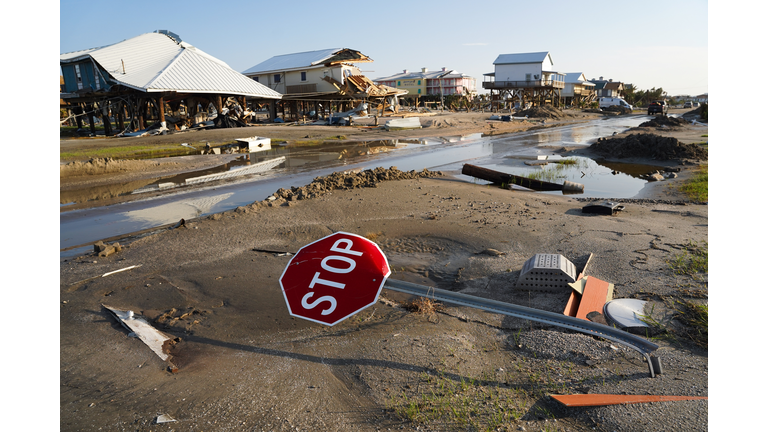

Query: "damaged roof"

xmin=374 ymin=68 xmax=471 ymax=82
xmin=243 ymin=48 xmax=372 ymax=75
xmin=60 ymin=31 xmax=281 ymax=99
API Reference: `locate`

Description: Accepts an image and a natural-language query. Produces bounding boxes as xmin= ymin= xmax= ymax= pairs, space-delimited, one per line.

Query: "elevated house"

xmin=374 ymin=67 xmax=477 ymax=107
xmin=60 ymin=30 xmax=282 ymax=135
xmin=482 ymin=52 xmax=565 ymax=109
xmin=243 ymin=48 xmax=406 ymax=120
xmin=562 ymin=73 xmax=596 ymax=107
xmin=589 ymin=77 xmax=625 ymax=98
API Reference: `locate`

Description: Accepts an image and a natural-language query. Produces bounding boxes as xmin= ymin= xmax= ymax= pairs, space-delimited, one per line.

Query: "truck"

xmin=599 ymin=97 xmax=633 ymax=111
xmin=647 ymin=100 xmax=669 ymax=115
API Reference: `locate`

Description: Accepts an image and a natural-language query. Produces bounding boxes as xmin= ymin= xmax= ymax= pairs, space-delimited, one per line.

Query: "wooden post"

xmin=116 ymin=100 xmax=125 ymax=132
xmin=74 ymin=104 xmax=84 ymax=129
xmin=157 ymin=95 xmax=166 ymax=131
xmin=100 ymin=102 xmax=112 ymax=136
xmin=87 ymin=103 xmax=96 ymax=135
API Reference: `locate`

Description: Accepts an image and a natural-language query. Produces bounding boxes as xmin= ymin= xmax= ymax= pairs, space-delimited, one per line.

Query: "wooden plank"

xmin=575 ymin=277 xmax=613 ymax=320
xmin=550 ymin=394 xmax=708 ymax=407
xmin=461 ymin=164 xmax=564 ymax=191
xmin=563 ymin=290 xmax=581 ymax=317
xmin=577 ymin=253 xmax=594 ymax=280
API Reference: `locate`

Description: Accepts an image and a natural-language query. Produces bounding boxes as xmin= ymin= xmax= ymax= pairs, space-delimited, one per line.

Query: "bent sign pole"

xmin=280 ymin=232 xmax=660 ymax=377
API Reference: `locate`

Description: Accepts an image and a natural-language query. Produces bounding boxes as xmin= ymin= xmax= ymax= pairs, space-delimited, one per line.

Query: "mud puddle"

xmin=459 ymin=155 xmax=666 ymax=198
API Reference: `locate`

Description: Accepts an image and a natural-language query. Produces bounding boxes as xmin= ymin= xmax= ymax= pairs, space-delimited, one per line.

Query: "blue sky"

xmin=59 ymin=0 xmax=709 ymax=96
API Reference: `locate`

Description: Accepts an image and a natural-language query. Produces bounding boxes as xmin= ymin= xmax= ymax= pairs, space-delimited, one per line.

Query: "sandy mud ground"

xmin=59 ymin=109 xmax=708 ymax=431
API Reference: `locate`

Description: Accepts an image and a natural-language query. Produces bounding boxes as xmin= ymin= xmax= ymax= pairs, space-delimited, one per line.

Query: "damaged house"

xmin=242 ymin=48 xmax=407 ymax=121
xmin=373 ymin=67 xmax=477 ymax=109
xmin=60 ymin=30 xmax=282 ymax=136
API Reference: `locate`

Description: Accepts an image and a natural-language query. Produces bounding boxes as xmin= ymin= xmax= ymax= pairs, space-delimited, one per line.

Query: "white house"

xmin=562 ymin=73 xmax=596 ymax=105
xmin=482 ymin=51 xmax=565 ymax=108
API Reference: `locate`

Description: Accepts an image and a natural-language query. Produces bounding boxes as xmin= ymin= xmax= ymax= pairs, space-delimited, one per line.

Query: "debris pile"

xmin=268 ymin=167 xmax=443 ymax=202
xmin=589 ymin=133 xmax=708 ymax=161
xmin=514 ymin=105 xmax=565 ymax=119
xmin=639 ymin=116 xmax=689 ymax=128
xmin=93 ymin=240 xmax=122 ymax=257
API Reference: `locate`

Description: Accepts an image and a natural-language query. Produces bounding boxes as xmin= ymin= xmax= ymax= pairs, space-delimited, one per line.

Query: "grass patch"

xmin=388 ymin=373 xmax=527 ymax=430
xmin=524 ymin=158 xmax=588 ymax=183
xmin=667 ymin=240 xmax=708 ymax=278
xmin=60 ymin=145 xmax=197 ymax=161
xmin=678 ymin=164 xmax=707 ymax=202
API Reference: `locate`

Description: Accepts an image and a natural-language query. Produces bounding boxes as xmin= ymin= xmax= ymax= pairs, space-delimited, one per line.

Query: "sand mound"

xmin=589 ymin=133 xmax=707 ymax=161
xmin=60 ymin=158 xmax=170 ymax=178
xmin=513 ymin=105 xmax=565 ymax=119
xmin=639 ymin=116 xmax=689 ymax=128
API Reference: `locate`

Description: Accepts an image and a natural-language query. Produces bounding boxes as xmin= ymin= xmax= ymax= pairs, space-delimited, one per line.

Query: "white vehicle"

xmin=599 ymin=97 xmax=633 ymax=110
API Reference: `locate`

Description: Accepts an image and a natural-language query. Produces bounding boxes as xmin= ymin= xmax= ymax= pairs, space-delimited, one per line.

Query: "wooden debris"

xmin=550 ymin=393 xmax=708 ymax=407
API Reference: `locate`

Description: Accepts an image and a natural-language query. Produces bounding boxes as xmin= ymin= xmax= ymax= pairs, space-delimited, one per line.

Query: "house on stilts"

xmin=482 ymin=52 xmax=565 ymax=110
xmin=242 ymin=48 xmax=406 ymax=121
xmin=60 ymin=30 xmax=282 ymax=136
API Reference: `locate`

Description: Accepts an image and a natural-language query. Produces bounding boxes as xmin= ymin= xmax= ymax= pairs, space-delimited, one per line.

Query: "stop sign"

xmin=279 ymin=232 xmax=391 ymax=326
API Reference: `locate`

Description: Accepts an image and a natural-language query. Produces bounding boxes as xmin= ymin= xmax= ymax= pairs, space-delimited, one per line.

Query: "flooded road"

xmin=61 ymin=115 xmax=658 ymax=256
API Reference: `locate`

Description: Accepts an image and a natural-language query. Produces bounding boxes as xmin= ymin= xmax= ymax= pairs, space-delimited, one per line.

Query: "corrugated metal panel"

xmin=242 ymin=48 xmax=342 ymax=75
xmin=149 ymin=50 xmax=282 ymax=98
xmin=493 ymin=52 xmax=551 ymax=65
xmin=60 ymin=32 xmax=281 ymax=99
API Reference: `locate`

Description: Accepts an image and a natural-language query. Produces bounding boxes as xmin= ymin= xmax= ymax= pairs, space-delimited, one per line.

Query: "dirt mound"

xmin=514 ymin=105 xmax=565 ymax=119
xmin=602 ymin=105 xmax=632 ymax=115
xmin=639 ymin=116 xmax=689 ymax=128
xmin=267 ymin=167 xmax=444 ymax=202
xmin=589 ymin=133 xmax=708 ymax=161
xmin=60 ymin=157 xmax=170 ymax=178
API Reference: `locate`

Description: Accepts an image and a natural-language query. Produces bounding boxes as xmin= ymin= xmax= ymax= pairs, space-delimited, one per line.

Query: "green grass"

xmin=60 ymin=145 xmax=198 ymax=161
xmin=525 ymin=158 xmax=588 ymax=183
xmin=678 ymin=164 xmax=708 ymax=202
xmin=667 ymin=240 xmax=708 ymax=277
xmin=388 ymin=373 xmax=527 ymax=430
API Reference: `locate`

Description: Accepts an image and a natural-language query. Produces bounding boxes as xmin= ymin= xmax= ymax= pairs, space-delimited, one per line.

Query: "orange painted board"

xmin=575 ymin=277 xmax=614 ymax=320
xmin=563 ymin=290 xmax=581 ymax=317
xmin=550 ymin=394 xmax=708 ymax=407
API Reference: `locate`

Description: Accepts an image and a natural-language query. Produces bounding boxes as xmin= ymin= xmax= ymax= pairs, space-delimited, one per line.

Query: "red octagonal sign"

xmin=279 ymin=232 xmax=391 ymax=326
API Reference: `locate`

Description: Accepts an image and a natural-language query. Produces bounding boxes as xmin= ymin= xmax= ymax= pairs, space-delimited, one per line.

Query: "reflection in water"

xmin=125 ymin=193 xmax=234 ymax=226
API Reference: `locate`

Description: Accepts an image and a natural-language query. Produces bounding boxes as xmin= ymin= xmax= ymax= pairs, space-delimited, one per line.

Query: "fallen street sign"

xmin=279 ymin=232 xmax=391 ymax=326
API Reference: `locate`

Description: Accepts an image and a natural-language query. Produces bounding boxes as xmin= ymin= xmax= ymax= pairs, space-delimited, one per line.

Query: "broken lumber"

xmin=550 ymin=394 xmax=708 ymax=407
xmin=461 ymin=164 xmax=583 ymax=192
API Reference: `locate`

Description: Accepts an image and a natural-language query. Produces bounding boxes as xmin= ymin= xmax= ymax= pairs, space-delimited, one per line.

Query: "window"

xmin=274 ymin=74 xmax=281 ymax=83
xmin=253 ymin=76 xmax=259 ymax=82
xmin=75 ymin=64 xmax=83 ymax=90
xmin=526 ymin=73 xmax=531 ymax=81
xmin=301 ymin=71 xmax=307 ymax=81
xmin=417 ymin=80 xmax=421 ymax=85
xmin=397 ymin=81 xmax=401 ymax=86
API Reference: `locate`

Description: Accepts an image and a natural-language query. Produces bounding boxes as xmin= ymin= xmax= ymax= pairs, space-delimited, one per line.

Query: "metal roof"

xmin=374 ymin=68 xmax=472 ymax=82
xmin=493 ymin=52 xmax=552 ymax=65
xmin=242 ymin=48 xmax=346 ymax=75
xmin=60 ymin=32 xmax=281 ymax=99
xmin=564 ymin=73 xmax=595 ymax=86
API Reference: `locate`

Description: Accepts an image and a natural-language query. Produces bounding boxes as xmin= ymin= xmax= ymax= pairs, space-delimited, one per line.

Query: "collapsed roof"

xmin=60 ymin=31 xmax=281 ymax=99
xmin=242 ymin=48 xmax=372 ymax=75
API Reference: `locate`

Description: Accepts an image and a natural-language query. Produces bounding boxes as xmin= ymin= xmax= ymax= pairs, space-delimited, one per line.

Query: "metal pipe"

xmin=383 ymin=278 xmax=659 ymax=377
